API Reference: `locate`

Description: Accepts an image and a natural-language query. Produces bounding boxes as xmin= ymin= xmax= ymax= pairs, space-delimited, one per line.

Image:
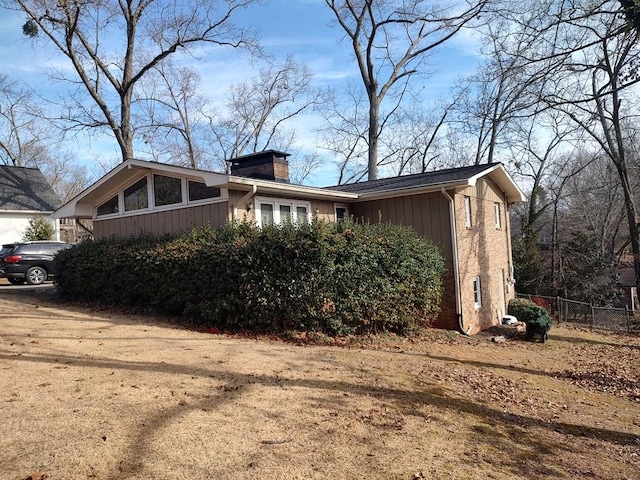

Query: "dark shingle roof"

xmin=0 ymin=165 xmax=61 ymax=212
xmin=328 ymin=163 xmax=502 ymax=195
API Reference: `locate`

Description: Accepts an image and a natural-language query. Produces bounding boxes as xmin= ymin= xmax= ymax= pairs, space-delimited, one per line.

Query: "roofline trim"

xmin=227 ymin=176 xmax=359 ymax=200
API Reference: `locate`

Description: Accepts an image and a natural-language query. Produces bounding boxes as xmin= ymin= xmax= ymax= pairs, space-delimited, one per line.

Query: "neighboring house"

xmin=617 ymin=266 xmax=637 ymax=311
xmin=0 ymin=165 xmax=62 ymax=244
xmin=54 ymin=151 xmax=526 ymax=334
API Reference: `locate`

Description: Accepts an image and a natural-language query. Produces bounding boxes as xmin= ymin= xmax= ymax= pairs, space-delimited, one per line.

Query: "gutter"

xmin=232 ymin=183 xmax=257 ymax=220
xmin=441 ymin=187 xmax=472 ymax=336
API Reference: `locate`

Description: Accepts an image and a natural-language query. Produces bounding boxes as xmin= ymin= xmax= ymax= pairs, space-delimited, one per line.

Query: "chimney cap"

xmin=230 ymin=150 xmax=290 ymax=165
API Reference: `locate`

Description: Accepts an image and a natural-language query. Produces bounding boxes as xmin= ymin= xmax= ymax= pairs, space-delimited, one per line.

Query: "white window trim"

xmin=473 ymin=276 xmax=482 ymax=309
xmin=94 ymin=172 xmax=227 ymax=219
xmin=254 ymin=196 xmax=311 ymax=227
xmin=464 ymin=196 xmax=472 ymax=228
xmin=334 ymin=203 xmax=349 ymax=222
xmin=494 ymin=202 xmax=501 ymax=229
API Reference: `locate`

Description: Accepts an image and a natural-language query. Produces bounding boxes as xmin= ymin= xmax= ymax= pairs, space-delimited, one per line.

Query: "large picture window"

xmin=154 ymin=174 xmax=182 ymax=207
xmin=188 ymin=180 xmax=221 ymax=202
xmin=95 ymin=172 xmax=225 ymax=219
xmin=97 ymin=195 xmax=119 ymax=216
xmin=124 ymin=177 xmax=148 ymax=212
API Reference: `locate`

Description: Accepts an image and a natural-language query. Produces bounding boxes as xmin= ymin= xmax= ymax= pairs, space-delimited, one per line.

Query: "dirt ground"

xmin=1 ymin=283 xmax=639 ymax=480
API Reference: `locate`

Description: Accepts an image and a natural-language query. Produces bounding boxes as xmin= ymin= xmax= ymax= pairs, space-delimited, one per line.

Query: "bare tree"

xmin=0 ymin=74 xmax=91 ymax=199
xmin=325 ymin=0 xmax=488 ymax=180
xmin=3 ymin=0 xmax=258 ymax=163
xmin=207 ymin=55 xmax=322 ymax=167
xmin=137 ymin=62 xmax=208 ymax=169
xmin=0 ymin=74 xmax=49 ymax=167
xmin=318 ymin=84 xmax=369 ymax=184
xmin=545 ymin=5 xmax=640 ymax=293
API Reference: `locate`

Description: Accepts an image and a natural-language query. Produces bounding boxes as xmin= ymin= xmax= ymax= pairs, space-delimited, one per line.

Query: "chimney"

xmin=229 ymin=150 xmax=290 ymax=183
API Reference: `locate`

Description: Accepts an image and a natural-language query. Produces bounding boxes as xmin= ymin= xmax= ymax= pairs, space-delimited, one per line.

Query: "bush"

xmin=508 ymin=298 xmax=552 ymax=341
xmin=55 ymin=220 xmax=444 ymax=337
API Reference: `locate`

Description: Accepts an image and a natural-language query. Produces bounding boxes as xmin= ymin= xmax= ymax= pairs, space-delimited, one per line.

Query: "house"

xmin=0 ymin=165 xmax=62 ymax=244
xmin=54 ymin=151 xmax=526 ymax=334
xmin=617 ymin=266 xmax=637 ymax=311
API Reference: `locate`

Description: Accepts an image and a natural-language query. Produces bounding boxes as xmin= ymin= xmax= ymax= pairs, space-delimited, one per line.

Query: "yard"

xmin=1 ymin=284 xmax=639 ymax=480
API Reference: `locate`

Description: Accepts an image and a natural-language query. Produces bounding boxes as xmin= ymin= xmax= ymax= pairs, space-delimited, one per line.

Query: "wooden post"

xmin=625 ymin=305 xmax=630 ymax=333
xmin=590 ymin=304 xmax=594 ymax=331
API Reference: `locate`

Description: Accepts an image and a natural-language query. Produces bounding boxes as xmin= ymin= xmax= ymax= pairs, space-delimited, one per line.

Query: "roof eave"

xmin=227 ymin=176 xmax=359 ymax=201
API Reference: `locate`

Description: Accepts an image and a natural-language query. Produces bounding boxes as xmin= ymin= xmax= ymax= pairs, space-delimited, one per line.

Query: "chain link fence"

xmin=516 ymin=293 xmax=639 ymax=333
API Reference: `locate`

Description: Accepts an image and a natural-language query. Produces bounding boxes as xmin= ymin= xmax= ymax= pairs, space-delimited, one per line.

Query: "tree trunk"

xmin=368 ymin=94 xmax=379 ymax=180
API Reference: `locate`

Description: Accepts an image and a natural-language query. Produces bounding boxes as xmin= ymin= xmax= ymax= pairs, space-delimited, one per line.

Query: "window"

xmin=188 ymin=180 xmax=221 ymax=202
xmin=464 ymin=196 xmax=472 ymax=227
xmin=97 ymin=195 xmax=119 ymax=216
xmin=280 ymin=204 xmax=292 ymax=221
xmin=335 ymin=204 xmax=348 ymax=222
xmin=94 ymin=173 xmax=226 ymax=220
xmin=296 ymin=206 xmax=308 ymax=221
xmin=255 ymin=197 xmax=311 ymax=226
xmin=494 ymin=202 xmax=501 ymax=229
xmin=260 ymin=203 xmax=274 ymax=224
xmin=473 ymin=276 xmax=482 ymax=308
xmin=124 ymin=177 xmax=148 ymax=212
xmin=154 ymin=174 xmax=182 ymax=207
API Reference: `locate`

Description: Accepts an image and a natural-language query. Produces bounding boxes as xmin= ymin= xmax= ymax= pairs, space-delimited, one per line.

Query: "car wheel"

xmin=25 ymin=266 xmax=47 ymax=285
xmin=7 ymin=278 xmax=26 ymax=285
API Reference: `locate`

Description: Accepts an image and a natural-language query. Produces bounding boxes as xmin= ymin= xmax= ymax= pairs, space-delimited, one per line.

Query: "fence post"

xmin=625 ymin=305 xmax=630 ymax=333
xmin=557 ymin=296 xmax=561 ymax=323
xmin=590 ymin=304 xmax=594 ymax=330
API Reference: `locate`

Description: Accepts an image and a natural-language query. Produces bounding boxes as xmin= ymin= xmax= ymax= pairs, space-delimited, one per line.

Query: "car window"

xmin=17 ymin=244 xmax=42 ymax=254
xmin=43 ymin=244 xmax=67 ymax=254
xmin=0 ymin=245 xmax=16 ymax=257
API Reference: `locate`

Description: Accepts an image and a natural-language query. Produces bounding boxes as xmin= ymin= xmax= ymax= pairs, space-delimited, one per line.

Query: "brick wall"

xmin=454 ymin=179 xmax=514 ymax=334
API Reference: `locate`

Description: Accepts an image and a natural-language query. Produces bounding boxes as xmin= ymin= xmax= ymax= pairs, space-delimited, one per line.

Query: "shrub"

xmin=55 ymin=220 xmax=444 ymax=337
xmin=508 ymin=298 xmax=552 ymax=341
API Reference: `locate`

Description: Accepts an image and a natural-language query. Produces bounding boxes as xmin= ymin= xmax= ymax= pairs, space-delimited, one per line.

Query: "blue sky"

xmin=0 ymin=0 xmax=483 ymax=186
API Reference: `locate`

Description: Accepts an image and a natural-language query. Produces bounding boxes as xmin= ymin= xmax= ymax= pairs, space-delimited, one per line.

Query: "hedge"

xmin=507 ymin=298 xmax=552 ymax=333
xmin=55 ymin=220 xmax=444 ymax=336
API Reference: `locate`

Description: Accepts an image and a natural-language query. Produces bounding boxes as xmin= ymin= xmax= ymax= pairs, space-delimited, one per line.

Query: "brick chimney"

xmin=229 ymin=150 xmax=290 ymax=183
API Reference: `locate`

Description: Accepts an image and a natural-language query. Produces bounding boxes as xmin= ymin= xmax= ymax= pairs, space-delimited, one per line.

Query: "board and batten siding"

xmin=93 ymin=200 xmax=230 ymax=239
xmin=350 ymin=191 xmax=457 ymax=328
xmin=457 ymin=178 xmax=504 ymax=203
xmin=350 ymin=191 xmax=453 ymax=259
xmin=311 ymin=200 xmax=337 ymax=221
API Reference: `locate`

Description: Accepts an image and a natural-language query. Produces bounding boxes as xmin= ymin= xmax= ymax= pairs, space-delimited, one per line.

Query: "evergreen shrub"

xmin=508 ymin=297 xmax=552 ymax=342
xmin=55 ymin=220 xmax=444 ymax=336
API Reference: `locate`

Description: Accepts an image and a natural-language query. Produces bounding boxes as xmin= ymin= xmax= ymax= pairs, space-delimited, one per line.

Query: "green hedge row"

xmin=55 ymin=220 xmax=444 ymax=336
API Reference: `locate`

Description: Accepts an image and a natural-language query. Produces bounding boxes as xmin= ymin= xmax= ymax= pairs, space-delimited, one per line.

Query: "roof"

xmin=618 ymin=267 xmax=636 ymax=288
xmin=55 ymin=158 xmax=357 ymax=218
xmin=54 ymin=158 xmax=526 ymax=219
xmin=329 ymin=163 xmax=526 ymax=203
xmin=0 ymin=165 xmax=61 ymax=212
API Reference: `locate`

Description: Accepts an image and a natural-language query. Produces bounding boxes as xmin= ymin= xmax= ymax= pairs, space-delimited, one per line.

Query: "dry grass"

xmin=1 ymin=284 xmax=639 ymax=480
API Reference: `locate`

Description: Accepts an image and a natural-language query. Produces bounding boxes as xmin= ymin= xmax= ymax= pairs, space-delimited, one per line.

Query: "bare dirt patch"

xmin=1 ymin=285 xmax=639 ymax=480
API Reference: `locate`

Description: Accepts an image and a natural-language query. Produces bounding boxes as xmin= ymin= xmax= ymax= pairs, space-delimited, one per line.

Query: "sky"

xmin=0 ymin=0 xmax=483 ymax=187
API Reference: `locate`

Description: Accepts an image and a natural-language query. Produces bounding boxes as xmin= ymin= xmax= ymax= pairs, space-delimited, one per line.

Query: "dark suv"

xmin=0 ymin=241 xmax=70 ymax=285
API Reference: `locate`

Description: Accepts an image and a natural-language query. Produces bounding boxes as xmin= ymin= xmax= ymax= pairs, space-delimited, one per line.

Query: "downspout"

xmin=441 ymin=188 xmax=471 ymax=335
xmin=232 ymin=183 xmax=257 ymax=221
xmin=504 ymin=192 xmax=515 ymax=294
